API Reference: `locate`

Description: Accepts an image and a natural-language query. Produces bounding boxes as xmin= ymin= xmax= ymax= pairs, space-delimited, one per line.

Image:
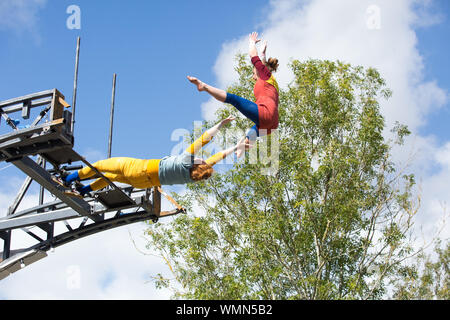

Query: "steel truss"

xmin=0 ymin=89 xmax=185 ymax=280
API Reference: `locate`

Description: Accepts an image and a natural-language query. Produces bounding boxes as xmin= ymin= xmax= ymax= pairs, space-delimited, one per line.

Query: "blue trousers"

xmin=225 ymin=93 xmax=259 ymax=141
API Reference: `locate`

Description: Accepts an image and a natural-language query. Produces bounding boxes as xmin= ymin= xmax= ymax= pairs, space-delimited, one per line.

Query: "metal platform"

xmin=0 ymin=90 xmax=73 ymax=162
xmin=0 ymin=89 xmax=186 ymax=281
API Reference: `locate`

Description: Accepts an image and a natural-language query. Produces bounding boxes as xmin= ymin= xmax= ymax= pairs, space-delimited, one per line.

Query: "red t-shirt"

xmin=251 ymin=56 xmax=279 ymax=133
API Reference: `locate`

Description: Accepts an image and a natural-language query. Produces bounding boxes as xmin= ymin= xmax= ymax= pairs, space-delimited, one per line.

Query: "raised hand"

xmin=249 ymin=32 xmax=261 ymax=44
xmin=235 ymin=136 xmax=253 ymax=158
xmin=249 ymin=32 xmax=261 ymax=58
xmin=262 ymin=40 xmax=268 ymax=55
xmin=220 ymin=116 xmax=236 ymax=127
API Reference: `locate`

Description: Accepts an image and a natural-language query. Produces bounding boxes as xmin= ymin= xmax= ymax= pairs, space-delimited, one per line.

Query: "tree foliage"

xmin=144 ymin=55 xmax=439 ymax=300
xmin=391 ymin=240 xmax=449 ymax=300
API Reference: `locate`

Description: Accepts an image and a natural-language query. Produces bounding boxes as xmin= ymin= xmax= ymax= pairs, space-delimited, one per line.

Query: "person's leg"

xmin=187 ymin=76 xmax=227 ymax=102
xmin=188 ymin=76 xmax=260 ymax=126
xmin=85 ymin=173 xmax=129 ymax=193
xmin=245 ymin=124 xmax=259 ymax=142
xmin=65 ymin=158 xmax=128 ymax=184
xmin=224 ymin=93 xmax=259 ymax=126
xmin=224 ymin=93 xmax=261 ymax=159
xmin=64 ymin=170 xmax=81 ymax=184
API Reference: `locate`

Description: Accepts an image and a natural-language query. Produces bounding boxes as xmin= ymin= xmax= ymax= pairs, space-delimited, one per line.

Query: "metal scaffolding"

xmin=0 ymin=38 xmax=185 ymax=281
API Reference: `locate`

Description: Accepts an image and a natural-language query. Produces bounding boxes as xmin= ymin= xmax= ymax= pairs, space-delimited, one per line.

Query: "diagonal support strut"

xmin=11 ymin=156 xmax=91 ymax=216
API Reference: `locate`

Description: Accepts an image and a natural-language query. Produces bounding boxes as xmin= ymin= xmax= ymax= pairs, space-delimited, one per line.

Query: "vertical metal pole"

xmin=71 ymin=36 xmax=81 ymax=135
xmin=108 ymin=73 xmax=117 ymax=158
xmin=39 ymin=159 xmax=46 ymax=205
xmin=8 ymin=156 xmax=45 ymax=216
xmin=1 ymin=230 xmax=11 ymax=260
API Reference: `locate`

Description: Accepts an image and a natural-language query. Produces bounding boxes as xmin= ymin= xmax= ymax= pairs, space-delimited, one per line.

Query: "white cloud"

xmin=410 ymin=0 xmax=445 ymax=27
xmin=81 ymin=147 xmax=107 ymax=164
xmin=389 ymin=134 xmax=450 ymax=244
xmin=201 ymin=98 xmax=226 ymax=127
xmin=202 ymin=0 xmax=448 ymax=130
xmin=0 ymin=0 xmax=47 ymax=34
xmin=435 ymin=142 xmax=450 ymax=169
xmin=1 ymin=0 xmax=449 ymax=299
xmin=0 ymin=212 xmax=174 ymax=299
xmin=201 ymin=0 xmax=449 ymax=245
xmin=0 ymin=184 xmax=175 ymax=299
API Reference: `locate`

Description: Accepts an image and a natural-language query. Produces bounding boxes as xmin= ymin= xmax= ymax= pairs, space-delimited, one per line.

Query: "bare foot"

xmin=187 ymin=76 xmax=206 ymax=92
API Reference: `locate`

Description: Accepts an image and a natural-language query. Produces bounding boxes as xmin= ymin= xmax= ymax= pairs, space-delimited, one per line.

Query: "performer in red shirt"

xmin=188 ymin=32 xmax=279 ymax=157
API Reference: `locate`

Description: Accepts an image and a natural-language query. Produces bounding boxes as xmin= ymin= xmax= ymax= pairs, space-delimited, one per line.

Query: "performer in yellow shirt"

xmin=54 ymin=117 xmax=244 ymax=197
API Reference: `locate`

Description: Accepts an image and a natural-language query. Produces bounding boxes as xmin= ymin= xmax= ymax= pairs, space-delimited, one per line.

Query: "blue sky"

xmin=0 ymin=0 xmax=270 ymax=299
xmin=1 ymin=0 xmax=267 ymax=162
xmin=0 ymin=0 xmax=449 ymax=164
xmin=0 ymin=0 xmax=449 ymax=299
xmin=415 ymin=0 xmax=450 ymax=143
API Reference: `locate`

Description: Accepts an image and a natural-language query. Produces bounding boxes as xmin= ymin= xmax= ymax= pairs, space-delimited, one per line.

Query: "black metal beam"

xmin=6 ymin=200 xmax=67 ymax=220
xmin=0 ymin=208 xmax=80 ymax=231
xmin=0 ymin=118 xmax=67 ymax=146
xmin=0 ymin=190 xmax=154 ymax=231
xmin=8 ymin=156 xmax=45 ymax=216
xmin=1 ymin=98 xmax=53 ymax=115
xmin=0 ymin=230 xmax=11 ymax=261
xmin=0 ymin=89 xmax=54 ymax=110
xmin=34 ymin=209 xmax=158 ymax=252
xmin=11 ymin=156 xmax=92 ymax=216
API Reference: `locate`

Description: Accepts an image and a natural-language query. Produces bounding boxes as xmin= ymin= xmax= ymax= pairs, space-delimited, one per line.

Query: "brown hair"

xmin=190 ymin=163 xmax=214 ymax=181
xmin=265 ymin=57 xmax=279 ymax=73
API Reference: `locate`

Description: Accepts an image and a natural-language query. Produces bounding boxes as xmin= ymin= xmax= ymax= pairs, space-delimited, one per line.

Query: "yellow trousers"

xmin=79 ymin=130 xmax=225 ymax=191
xmin=79 ymin=157 xmax=161 ymax=191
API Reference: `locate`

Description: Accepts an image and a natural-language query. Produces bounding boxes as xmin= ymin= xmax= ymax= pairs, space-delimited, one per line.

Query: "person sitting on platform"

xmin=53 ymin=116 xmax=245 ymax=198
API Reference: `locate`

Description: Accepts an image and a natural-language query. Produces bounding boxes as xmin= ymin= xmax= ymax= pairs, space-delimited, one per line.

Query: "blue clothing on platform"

xmin=63 ymin=171 xmax=92 ymax=195
xmin=65 ymin=171 xmax=79 ymax=184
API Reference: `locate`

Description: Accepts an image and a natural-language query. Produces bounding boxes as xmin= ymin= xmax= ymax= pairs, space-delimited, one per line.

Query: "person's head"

xmin=190 ymin=163 xmax=214 ymax=181
xmin=252 ymin=57 xmax=279 ymax=81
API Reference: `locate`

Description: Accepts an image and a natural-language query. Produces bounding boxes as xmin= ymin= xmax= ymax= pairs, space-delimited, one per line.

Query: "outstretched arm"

xmin=248 ymin=32 xmax=261 ymax=58
xmin=249 ymin=34 xmax=271 ymax=80
xmin=206 ymin=139 xmax=251 ymax=166
xmin=206 ymin=115 xmax=235 ymax=139
xmin=185 ymin=116 xmax=236 ymax=155
xmin=261 ymin=40 xmax=268 ymax=64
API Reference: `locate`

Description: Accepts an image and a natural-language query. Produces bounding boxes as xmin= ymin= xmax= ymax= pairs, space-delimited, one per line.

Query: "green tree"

xmin=145 ymin=56 xmax=428 ymax=299
xmin=391 ymin=240 xmax=449 ymax=300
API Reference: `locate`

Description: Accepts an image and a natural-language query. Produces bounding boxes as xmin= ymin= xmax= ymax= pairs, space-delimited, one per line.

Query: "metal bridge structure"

xmin=0 ymin=38 xmax=185 ymax=280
